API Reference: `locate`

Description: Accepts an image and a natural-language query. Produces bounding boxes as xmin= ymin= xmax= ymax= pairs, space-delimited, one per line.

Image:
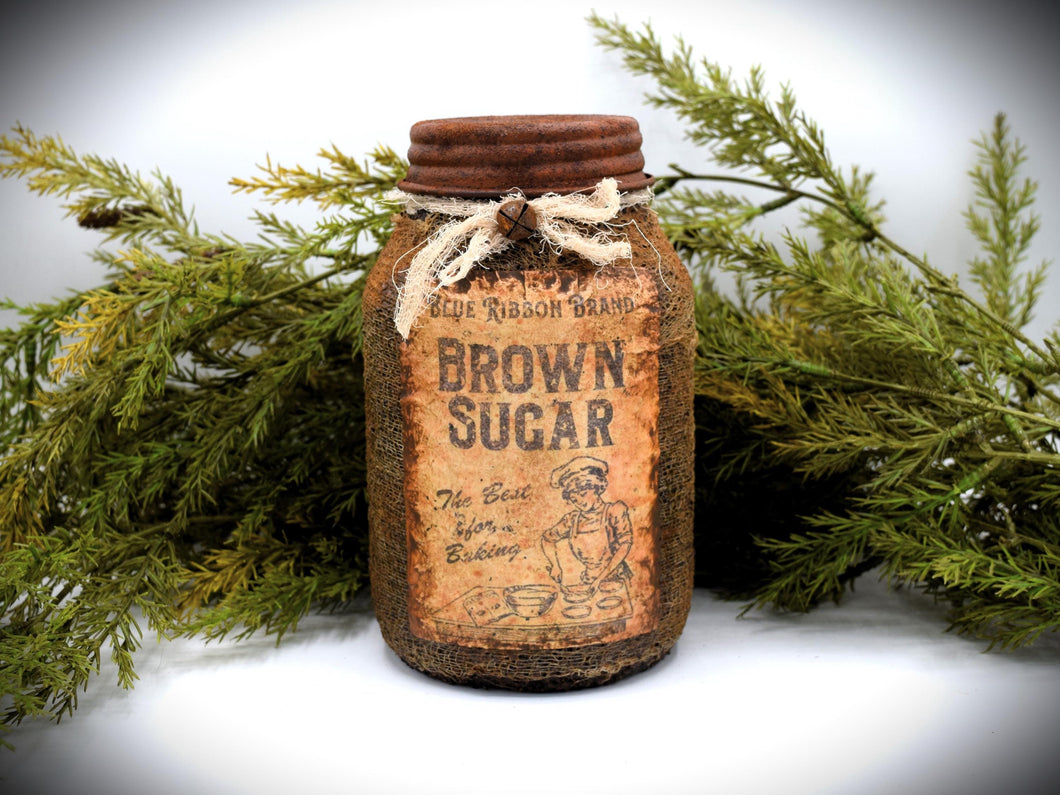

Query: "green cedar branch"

xmin=590 ymin=15 xmax=1060 ymax=648
xmin=1 ymin=128 xmax=402 ymax=744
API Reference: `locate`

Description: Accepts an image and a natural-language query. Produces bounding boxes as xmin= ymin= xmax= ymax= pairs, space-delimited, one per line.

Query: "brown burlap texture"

xmin=363 ymin=205 xmax=696 ymax=690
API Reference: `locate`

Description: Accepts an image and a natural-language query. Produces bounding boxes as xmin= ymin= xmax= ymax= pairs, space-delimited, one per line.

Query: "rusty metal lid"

xmin=398 ymin=114 xmax=654 ymax=198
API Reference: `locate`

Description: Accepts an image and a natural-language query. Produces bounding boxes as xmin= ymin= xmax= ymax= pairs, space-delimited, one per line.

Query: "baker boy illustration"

xmin=541 ymin=456 xmax=634 ymax=601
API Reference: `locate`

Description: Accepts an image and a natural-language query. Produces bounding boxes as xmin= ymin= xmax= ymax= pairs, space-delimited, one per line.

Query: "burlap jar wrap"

xmin=363 ymin=115 xmax=695 ymax=690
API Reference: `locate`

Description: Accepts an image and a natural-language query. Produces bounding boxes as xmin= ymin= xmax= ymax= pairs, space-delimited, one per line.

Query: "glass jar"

xmin=362 ymin=115 xmax=695 ymax=690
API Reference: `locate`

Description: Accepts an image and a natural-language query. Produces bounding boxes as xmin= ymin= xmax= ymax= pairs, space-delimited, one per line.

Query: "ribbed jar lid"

xmin=398 ymin=114 xmax=654 ymax=198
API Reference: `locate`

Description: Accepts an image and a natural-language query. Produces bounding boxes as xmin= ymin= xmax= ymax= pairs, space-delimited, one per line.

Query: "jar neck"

xmin=389 ymin=183 xmax=654 ymax=219
xmin=389 ymin=178 xmax=651 ymax=340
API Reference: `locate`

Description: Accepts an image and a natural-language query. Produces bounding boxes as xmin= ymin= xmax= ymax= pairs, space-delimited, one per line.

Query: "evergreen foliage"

xmin=0 ymin=127 xmax=405 ymax=746
xmin=1 ymin=15 xmax=1058 ymax=746
xmin=590 ymin=14 xmax=1060 ymax=647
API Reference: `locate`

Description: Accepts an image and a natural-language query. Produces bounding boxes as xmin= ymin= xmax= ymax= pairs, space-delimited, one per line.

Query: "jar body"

xmin=362 ymin=205 xmax=695 ymax=690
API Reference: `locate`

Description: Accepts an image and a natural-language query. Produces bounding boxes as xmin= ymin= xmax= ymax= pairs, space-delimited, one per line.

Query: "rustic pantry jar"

xmin=362 ymin=114 xmax=695 ymax=690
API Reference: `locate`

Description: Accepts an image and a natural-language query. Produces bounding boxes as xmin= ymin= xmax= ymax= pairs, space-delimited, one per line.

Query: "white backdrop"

xmin=3 ymin=0 xmax=1060 ymax=337
xmin=3 ymin=2 xmax=1060 ymax=794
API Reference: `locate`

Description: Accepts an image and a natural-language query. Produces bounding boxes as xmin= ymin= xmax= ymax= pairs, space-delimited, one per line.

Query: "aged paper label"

xmin=400 ymin=269 xmax=660 ymax=650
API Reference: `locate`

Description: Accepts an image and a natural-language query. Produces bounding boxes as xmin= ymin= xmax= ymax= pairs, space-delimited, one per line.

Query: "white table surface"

xmin=4 ymin=576 xmax=1059 ymax=795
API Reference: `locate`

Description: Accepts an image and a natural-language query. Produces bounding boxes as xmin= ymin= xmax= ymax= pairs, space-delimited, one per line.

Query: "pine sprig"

xmin=590 ymin=15 xmax=1060 ymax=648
xmin=230 ymin=143 xmax=406 ymax=211
xmin=0 ymin=128 xmax=404 ymax=746
xmin=965 ymin=114 xmax=1049 ymax=331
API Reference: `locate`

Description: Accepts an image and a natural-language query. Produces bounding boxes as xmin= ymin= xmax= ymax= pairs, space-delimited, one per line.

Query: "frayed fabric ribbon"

xmin=386 ymin=178 xmax=653 ymax=339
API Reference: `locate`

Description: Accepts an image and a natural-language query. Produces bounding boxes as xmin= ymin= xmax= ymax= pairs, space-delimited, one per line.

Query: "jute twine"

xmin=386 ymin=177 xmax=654 ymax=338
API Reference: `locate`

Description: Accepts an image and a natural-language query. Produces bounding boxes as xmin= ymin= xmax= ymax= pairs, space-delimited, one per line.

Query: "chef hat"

xmin=549 ymin=456 xmax=609 ymax=491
